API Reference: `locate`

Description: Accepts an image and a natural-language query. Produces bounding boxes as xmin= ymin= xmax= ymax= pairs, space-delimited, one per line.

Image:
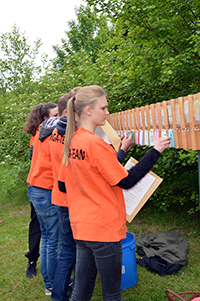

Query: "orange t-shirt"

xmin=27 ymin=125 xmax=54 ymax=189
xmin=49 ymin=127 xmax=67 ymax=206
xmin=59 ymin=127 xmax=128 ymax=242
xmin=29 ymin=135 xmax=34 ymax=147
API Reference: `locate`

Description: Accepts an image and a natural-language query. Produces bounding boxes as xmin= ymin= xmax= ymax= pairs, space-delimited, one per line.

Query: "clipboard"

xmin=123 ymin=157 xmax=163 ymax=223
xmin=99 ymin=120 xmax=121 ymax=152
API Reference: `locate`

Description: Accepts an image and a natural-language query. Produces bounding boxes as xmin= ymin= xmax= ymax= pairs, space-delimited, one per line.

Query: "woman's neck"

xmin=80 ymin=124 xmax=97 ymax=134
xmin=79 ymin=119 xmax=97 ymax=134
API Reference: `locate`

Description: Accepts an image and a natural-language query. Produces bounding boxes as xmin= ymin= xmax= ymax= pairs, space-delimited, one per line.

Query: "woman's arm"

xmin=117 ymin=148 xmax=160 ymax=189
xmin=117 ymin=136 xmax=171 ymax=189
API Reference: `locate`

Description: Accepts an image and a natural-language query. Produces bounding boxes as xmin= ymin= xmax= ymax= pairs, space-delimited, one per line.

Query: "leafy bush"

xmin=0 ymin=2 xmax=200 ymax=213
xmin=125 ymin=145 xmax=199 ymax=214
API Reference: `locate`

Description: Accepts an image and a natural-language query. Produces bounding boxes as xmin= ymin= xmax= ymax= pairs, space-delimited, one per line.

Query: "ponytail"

xmin=63 ymin=96 xmax=76 ymax=166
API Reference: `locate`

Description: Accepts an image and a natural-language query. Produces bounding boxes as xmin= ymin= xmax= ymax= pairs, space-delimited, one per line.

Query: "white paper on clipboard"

xmin=123 ymin=157 xmax=163 ymax=222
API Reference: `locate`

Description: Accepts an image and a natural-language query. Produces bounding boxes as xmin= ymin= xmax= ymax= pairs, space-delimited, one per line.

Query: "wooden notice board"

xmin=106 ymin=92 xmax=200 ymax=150
xmin=123 ymin=157 xmax=163 ymax=223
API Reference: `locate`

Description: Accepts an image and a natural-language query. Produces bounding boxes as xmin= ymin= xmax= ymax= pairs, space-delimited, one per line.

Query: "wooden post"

xmin=170 ymin=99 xmax=179 ymax=148
xmin=179 ymin=96 xmax=187 ymax=149
xmin=192 ymin=93 xmax=200 ymax=150
xmin=188 ymin=95 xmax=197 ymax=150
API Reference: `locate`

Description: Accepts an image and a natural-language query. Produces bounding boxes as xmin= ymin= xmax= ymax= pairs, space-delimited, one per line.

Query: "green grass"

xmin=0 ymin=165 xmax=200 ymax=300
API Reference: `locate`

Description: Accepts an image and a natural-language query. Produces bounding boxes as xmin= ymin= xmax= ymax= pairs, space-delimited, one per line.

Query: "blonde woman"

xmin=58 ymin=85 xmax=170 ymax=301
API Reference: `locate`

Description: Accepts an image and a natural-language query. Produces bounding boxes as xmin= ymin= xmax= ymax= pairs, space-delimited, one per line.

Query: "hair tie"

xmin=72 ymin=95 xmax=76 ymax=113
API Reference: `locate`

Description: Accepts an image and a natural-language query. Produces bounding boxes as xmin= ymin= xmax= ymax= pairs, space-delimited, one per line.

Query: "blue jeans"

xmin=27 ymin=185 xmax=61 ymax=289
xmin=51 ymin=206 xmax=76 ymax=301
xmin=71 ymin=240 xmax=122 ymax=301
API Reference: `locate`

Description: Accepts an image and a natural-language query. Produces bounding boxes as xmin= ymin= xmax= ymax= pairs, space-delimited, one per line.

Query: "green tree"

xmin=0 ymin=3 xmax=199 ymax=213
xmin=0 ymin=25 xmax=42 ymax=91
xmin=85 ymin=0 xmax=200 ymax=105
xmin=52 ymin=4 xmax=111 ymax=69
xmin=51 ymin=0 xmax=200 ymax=213
xmin=52 ymin=0 xmax=200 ymax=112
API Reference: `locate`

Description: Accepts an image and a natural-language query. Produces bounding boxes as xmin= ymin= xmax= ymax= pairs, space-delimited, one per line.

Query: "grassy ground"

xmin=0 ymin=166 xmax=200 ymax=300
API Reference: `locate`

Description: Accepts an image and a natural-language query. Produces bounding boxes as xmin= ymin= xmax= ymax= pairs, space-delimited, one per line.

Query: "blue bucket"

xmin=121 ymin=232 xmax=138 ymax=290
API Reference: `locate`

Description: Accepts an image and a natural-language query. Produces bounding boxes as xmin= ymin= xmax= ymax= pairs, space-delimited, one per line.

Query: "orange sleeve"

xmin=91 ymin=139 xmax=128 ymax=186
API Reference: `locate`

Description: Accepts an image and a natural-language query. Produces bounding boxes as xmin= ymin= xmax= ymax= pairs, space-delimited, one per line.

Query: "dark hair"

xmin=58 ymin=87 xmax=81 ymax=117
xmin=24 ymin=102 xmax=57 ymax=136
xmin=40 ymin=102 xmax=57 ymax=120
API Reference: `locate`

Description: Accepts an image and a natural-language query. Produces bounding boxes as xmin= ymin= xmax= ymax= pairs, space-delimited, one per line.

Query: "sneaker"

xmin=26 ymin=261 xmax=37 ymax=278
xmin=45 ymin=288 xmax=52 ymax=296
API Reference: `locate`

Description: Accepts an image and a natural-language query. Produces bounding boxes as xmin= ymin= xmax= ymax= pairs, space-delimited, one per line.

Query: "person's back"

xmin=27 ymin=122 xmax=55 ymax=189
xmin=64 ymin=127 xmax=127 ymax=242
xmin=49 ymin=87 xmax=81 ymax=207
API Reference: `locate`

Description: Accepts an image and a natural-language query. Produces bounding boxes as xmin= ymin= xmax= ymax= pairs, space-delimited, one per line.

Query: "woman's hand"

xmin=120 ymin=134 xmax=133 ymax=152
xmin=154 ymin=136 xmax=171 ymax=153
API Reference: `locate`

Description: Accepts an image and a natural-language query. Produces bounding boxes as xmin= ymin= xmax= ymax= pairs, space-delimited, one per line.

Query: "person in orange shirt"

xmin=49 ymin=88 xmax=80 ymax=301
xmin=26 ymin=103 xmax=62 ymax=296
xmin=49 ymin=88 xmax=133 ymax=301
xmin=23 ymin=102 xmax=58 ymax=279
xmin=58 ymin=85 xmax=171 ymax=301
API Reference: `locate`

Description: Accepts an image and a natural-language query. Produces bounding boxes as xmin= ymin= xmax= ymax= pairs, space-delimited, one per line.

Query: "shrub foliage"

xmin=0 ymin=2 xmax=200 ymax=213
